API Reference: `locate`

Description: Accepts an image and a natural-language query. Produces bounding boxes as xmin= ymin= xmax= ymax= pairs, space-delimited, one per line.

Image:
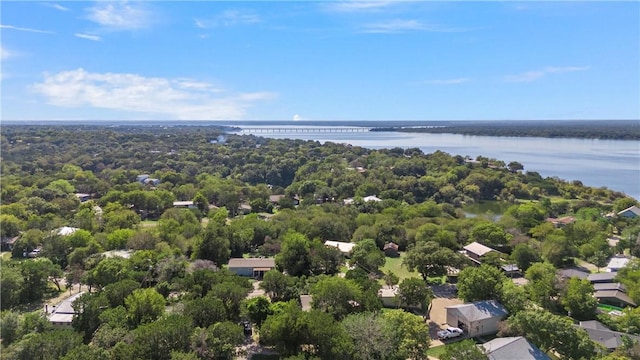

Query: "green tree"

xmin=260 ymin=300 xmax=307 ymax=356
xmin=382 ymin=309 xmax=431 ymax=360
xmin=303 ymin=310 xmax=353 ymax=359
xmin=260 ymin=270 xmax=299 ymax=302
xmin=404 ymin=241 xmax=463 ymax=280
xmin=183 ymin=294 xmax=227 ymax=328
xmin=470 ymin=222 xmax=511 ymax=248
xmin=112 ymin=314 xmax=193 ymax=360
xmin=243 ymin=296 xmax=272 ymax=327
xmin=190 ymin=321 xmax=244 ymax=360
xmin=342 ymin=312 xmax=394 ymax=360
xmin=0 ymin=310 xmax=22 ymax=346
xmin=125 ymin=288 xmax=166 ymax=328
xmin=350 ymin=238 xmax=385 ymax=273
xmin=457 ymin=264 xmax=507 ymax=302
xmin=7 ymin=330 xmax=83 ymax=360
xmin=398 ymin=277 xmax=432 ymax=313
xmin=505 ymin=310 xmax=596 ymax=359
xmin=310 ymin=276 xmax=363 ymax=320
xmin=561 ymin=277 xmax=597 ymax=320
xmin=440 ymin=339 xmax=487 ymax=360
xmin=524 ymin=262 xmax=559 ymax=310
xmin=193 ymin=219 xmax=231 ymax=267
xmin=511 ymin=243 xmax=541 ymax=271
xmin=276 ymin=231 xmax=311 ymax=277
xmin=1 ymin=263 xmax=24 ymax=309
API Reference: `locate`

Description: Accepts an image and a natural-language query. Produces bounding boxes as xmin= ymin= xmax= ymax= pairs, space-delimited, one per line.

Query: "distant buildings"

xmin=617 ymin=205 xmax=640 ymax=218
xmin=324 ymin=241 xmax=356 ymax=256
xmin=578 ymin=320 xmax=640 ymax=352
xmin=47 ymin=292 xmax=85 ymax=329
xmin=463 ymin=241 xmax=498 ymax=265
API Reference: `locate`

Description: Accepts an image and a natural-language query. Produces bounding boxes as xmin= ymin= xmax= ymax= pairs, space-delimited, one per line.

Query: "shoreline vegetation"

xmin=4 ymin=120 xmax=638 ymax=140
xmin=369 ymin=120 xmax=640 ymax=140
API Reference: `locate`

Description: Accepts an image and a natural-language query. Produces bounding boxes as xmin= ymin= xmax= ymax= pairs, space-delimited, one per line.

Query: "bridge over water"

xmin=236 ymin=127 xmax=371 ymax=133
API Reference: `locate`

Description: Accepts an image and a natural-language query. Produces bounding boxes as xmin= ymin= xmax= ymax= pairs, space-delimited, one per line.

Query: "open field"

xmin=381 ymin=252 xmax=420 ymax=281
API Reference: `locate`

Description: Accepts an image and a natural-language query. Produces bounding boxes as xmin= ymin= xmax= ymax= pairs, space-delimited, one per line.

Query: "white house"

xmin=48 ymin=292 xmax=85 ymax=329
xmin=324 ymin=240 xmax=356 ymax=256
xmin=606 ymin=257 xmax=630 ymax=272
xmin=445 ymin=300 xmax=508 ymax=338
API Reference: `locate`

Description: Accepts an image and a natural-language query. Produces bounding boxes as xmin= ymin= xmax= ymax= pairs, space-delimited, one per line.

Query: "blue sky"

xmin=2 ymin=1 xmax=639 ymax=121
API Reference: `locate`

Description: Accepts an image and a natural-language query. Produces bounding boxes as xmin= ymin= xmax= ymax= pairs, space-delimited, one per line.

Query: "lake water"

xmin=235 ymin=126 xmax=640 ymax=200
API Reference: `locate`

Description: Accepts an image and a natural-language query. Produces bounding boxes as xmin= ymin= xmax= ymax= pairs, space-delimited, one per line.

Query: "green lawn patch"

xmin=139 ymin=220 xmax=158 ymax=228
xmin=426 ymin=345 xmax=447 ymax=358
xmin=380 ymin=252 xmax=420 ymax=281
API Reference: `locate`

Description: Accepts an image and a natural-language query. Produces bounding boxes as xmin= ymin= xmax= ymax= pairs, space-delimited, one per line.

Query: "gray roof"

xmin=594 ymin=290 xmax=637 ymax=306
xmin=587 ymin=272 xmax=617 ymax=283
xmin=578 ymin=321 xmax=640 ymax=350
xmin=446 ymin=300 xmax=508 ymax=322
xmin=227 ymin=258 xmax=276 ymax=269
xmin=482 ymin=336 xmax=550 ymax=360
xmin=593 ymin=282 xmax=626 ymax=292
xmin=557 ymin=269 xmax=589 ymax=280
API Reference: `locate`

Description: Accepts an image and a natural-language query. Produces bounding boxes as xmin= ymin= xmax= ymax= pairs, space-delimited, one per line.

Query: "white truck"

xmin=437 ymin=327 xmax=464 ymax=340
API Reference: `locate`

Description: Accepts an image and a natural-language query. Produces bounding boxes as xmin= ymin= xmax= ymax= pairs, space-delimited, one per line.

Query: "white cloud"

xmin=1 ymin=46 xmax=13 ymax=60
xmin=424 ymin=78 xmax=471 ymax=85
xmin=0 ymin=24 xmax=54 ymax=34
xmin=32 ymin=69 xmax=277 ymax=120
xmin=195 ymin=10 xmax=261 ymax=29
xmin=325 ymin=1 xmax=397 ymax=12
xmin=292 ymin=114 xmax=305 ymax=121
xmin=75 ymin=33 xmax=102 ymax=41
xmin=43 ymin=3 xmax=70 ymax=11
xmin=86 ymin=1 xmax=150 ymax=31
xmin=361 ymin=19 xmax=462 ymax=33
xmin=504 ymin=66 xmax=589 ymax=82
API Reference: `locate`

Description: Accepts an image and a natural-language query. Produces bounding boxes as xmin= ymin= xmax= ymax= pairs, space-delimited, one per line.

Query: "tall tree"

xmin=310 ymin=276 xmax=363 ymax=320
xmin=561 ymin=277 xmax=597 ymax=320
xmin=457 ymin=264 xmax=507 ymax=302
xmin=398 ymin=277 xmax=432 ymax=313
xmin=404 ymin=241 xmax=463 ymax=280
xmin=124 ymin=288 xmax=166 ymax=328
xmin=350 ymin=239 xmax=385 ymax=273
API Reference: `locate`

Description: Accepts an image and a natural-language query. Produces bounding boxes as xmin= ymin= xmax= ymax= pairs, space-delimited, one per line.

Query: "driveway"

xmin=247 ymin=281 xmax=266 ymax=299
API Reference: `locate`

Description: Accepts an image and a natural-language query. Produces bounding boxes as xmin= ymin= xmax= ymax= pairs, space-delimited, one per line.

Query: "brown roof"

xmin=228 ymin=258 xmax=276 ymax=269
xmin=383 ymin=242 xmax=399 ymax=251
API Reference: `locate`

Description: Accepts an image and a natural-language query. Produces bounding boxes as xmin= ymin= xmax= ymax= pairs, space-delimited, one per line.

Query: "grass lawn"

xmin=139 ymin=220 xmax=158 ymax=228
xmin=426 ymin=345 xmax=447 ymax=358
xmin=2 ymin=252 xmax=12 ymax=260
xmin=380 ymin=252 xmax=420 ymax=281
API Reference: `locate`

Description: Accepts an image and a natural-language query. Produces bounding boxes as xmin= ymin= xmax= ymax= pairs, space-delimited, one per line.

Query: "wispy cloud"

xmin=361 ymin=19 xmax=464 ymax=33
xmin=43 ymin=3 xmax=70 ymax=11
xmin=325 ymin=1 xmax=397 ymax=12
xmin=86 ymin=1 xmax=151 ymax=31
xmin=195 ymin=10 xmax=261 ymax=29
xmin=504 ymin=66 xmax=589 ymax=82
xmin=0 ymin=24 xmax=54 ymax=34
xmin=75 ymin=33 xmax=102 ymax=41
xmin=1 ymin=46 xmax=14 ymax=60
xmin=32 ymin=68 xmax=277 ymax=120
xmin=424 ymin=78 xmax=471 ymax=85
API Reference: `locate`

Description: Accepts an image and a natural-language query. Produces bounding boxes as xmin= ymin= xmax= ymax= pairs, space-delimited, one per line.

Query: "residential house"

xmin=48 ymin=292 xmax=85 ymax=329
xmin=378 ymin=286 xmax=401 ymax=308
xmin=545 ymin=216 xmax=576 ymax=228
xmin=578 ymin=320 xmax=640 ymax=352
xmin=501 ymin=264 xmax=521 ymax=278
xmin=383 ymin=242 xmax=400 ymax=257
xmin=618 ymin=205 xmax=640 ymax=218
xmin=594 ymin=290 xmax=636 ymax=308
xmin=324 ymin=240 xmax=356 ymax=256
xmin=463 ymin=241 xmax=498 ymax=265
xmin=1 ymin=236 xmax=18 ymax=252
xmin=481 ymin=336 xmax=550 ymax=360
xmin=173 ymin=201 xmax=196 ymax=209
xmin=606 ymin=257 xmax=630 ymax=272
xmin=363 ymin=195 xmax=382 ymax=202
xmin=445 ymin=300 xmax=508 ymax=338
xmin=587 ymin=272 xmax=618 ymax=284
xmin=227 ymin=258 xmax=276 ymax=279
xmin=557 ymin=268 xmax=590 ymax=281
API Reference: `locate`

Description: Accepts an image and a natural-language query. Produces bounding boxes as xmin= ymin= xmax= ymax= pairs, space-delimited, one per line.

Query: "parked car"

xmin=437 ymin=327 xmax=464 ymax=340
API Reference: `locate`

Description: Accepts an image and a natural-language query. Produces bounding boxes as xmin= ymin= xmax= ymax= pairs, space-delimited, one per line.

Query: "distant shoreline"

xmin=2 ymin=120 xmax=639 ymax=140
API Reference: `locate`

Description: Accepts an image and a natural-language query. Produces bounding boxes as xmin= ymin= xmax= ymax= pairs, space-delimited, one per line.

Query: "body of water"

xmin=235 ymin=126 xmax=640 ymax=200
